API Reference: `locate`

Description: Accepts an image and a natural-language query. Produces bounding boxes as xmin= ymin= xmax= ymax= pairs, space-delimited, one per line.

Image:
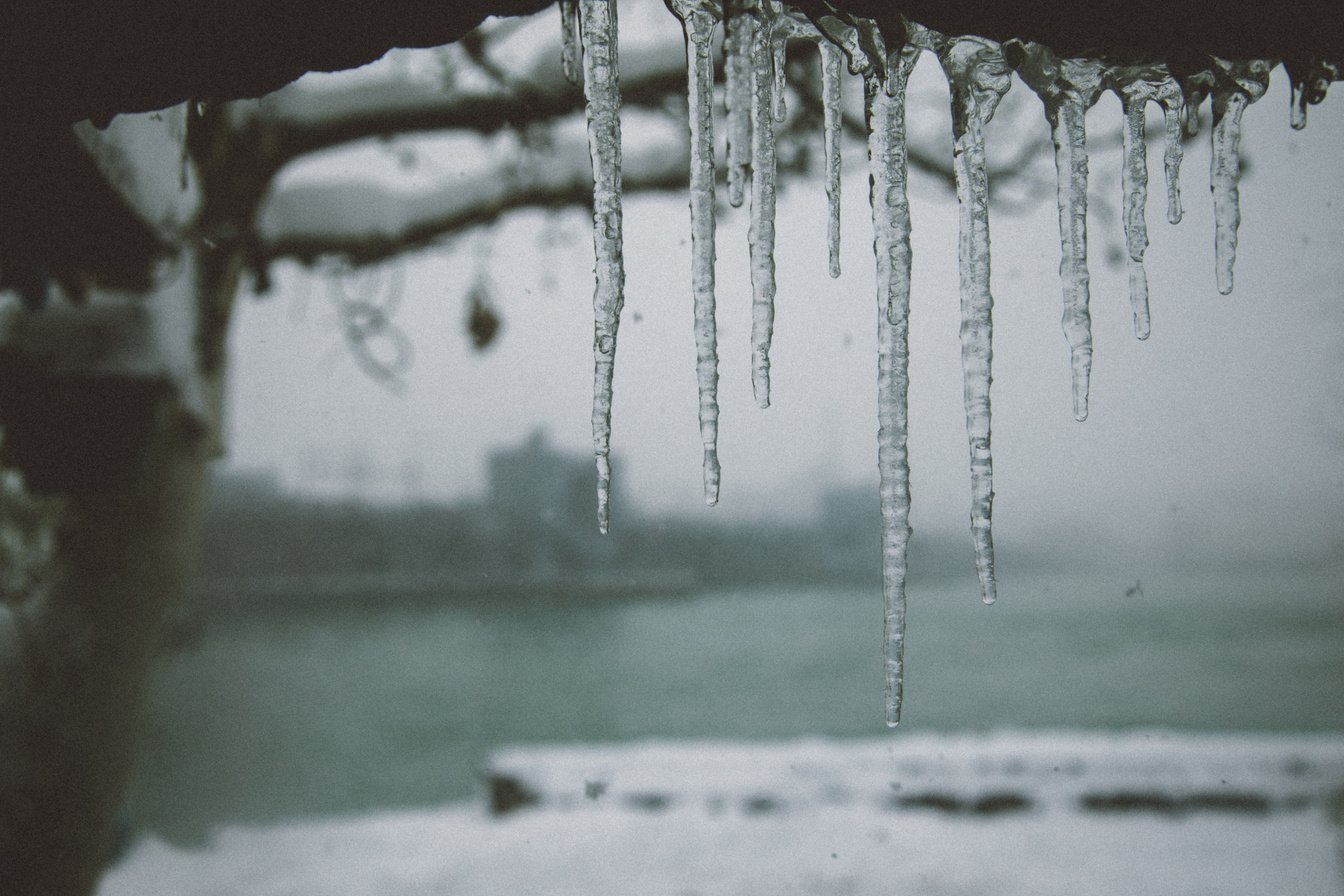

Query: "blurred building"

xmin=484 ymin=429 xmax=618 ymax=572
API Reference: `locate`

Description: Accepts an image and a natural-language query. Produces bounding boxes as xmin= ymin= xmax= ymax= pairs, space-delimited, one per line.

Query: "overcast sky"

xmin=221 ymin=24 xmax=1344 ymax=571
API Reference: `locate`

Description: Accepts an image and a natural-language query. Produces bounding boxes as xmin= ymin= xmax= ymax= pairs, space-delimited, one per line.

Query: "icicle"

xmin=560 ymin=0 xmax=582 ymax=85
xmin=748 ymin=2 xmax=779 ymax=408
xmin=723 ymin=1 xmax=755 ymax=208
xmin=939 ymin=37 xmax=1010 ymax=606
xmin=866 ymin=42 xmax=921 ymax=726
xmin=1111 ymin=69 xmax=1171 ymax=340
xmin=1158 ymin=84 xmax=1185 ymax=224
xmin=1011 ymin=43 xmax=1104 ymax=422
xmin=1119 ymin=89 xmax=1150 ymax=339
xmin=670 ymin=0 xmax=722 ymax=505
xmin=580 ymin=0 xmax=625 ymax=534
xmin=1209 ymin=59 xmax=1271 ymax=295
xmin=767 ymin=2 xmax=789 ymax=123
xmin=179 ymin=103 xmax=194 ymax=191
xmin=1288 ymin=59 xmax=1341 ymax=129
xmin=771 ymin=6 xmax=840 ymax=278
xmin=1178 ymin=68 xmax=1215 ymax=138
xmin=1289 ymin=80 xmax=1308 ymax=130
xmin=821 ymin=40 xmax=844 ymax=278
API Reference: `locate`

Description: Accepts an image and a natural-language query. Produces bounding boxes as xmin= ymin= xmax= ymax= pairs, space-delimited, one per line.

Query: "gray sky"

xmin=222 ymin=47 xmax=1344 ymax=568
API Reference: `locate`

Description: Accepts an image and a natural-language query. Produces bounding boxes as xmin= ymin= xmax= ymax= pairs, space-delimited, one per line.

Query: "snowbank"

xmin=99 ymin=731 xmax=1344 ymax=896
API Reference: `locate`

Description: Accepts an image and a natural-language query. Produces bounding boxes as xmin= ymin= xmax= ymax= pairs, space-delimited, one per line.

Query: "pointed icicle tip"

xmin=1157 ymin=83 xmax=1186 ymax=225
xmin=748 ymin=2 xmax=779 ymax=409
xmin=671 ymin=0 xmax=723 ymax=510
xmin=1285 ymin=59 xmax=1338 ymax=130
xmin=1208 ymin=59 xmax=1271 ymax=296
xmin=866 ymin=47 xmax=919 ymax=728
xmin=1109 ymin=66 xmax=1170 ymax=341
xmin=1012 ymin=43 xmax=1105 ymax=423
xmin=939 ymin=35 xmax=1009 ymax=608
xmin=580 ymin=0 xmax=626 ymax=533
xmin=821 ymin=39 xmax=844 ymax=279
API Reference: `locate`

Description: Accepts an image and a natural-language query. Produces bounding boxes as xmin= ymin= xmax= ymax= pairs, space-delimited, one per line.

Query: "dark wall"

xmin=1 ymin=1 xmax=1338 ymax=128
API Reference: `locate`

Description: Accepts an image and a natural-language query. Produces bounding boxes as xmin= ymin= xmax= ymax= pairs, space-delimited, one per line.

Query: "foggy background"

xmin=100 ymin=9 xmax=1344 ymax=894
xmin=222 ymin=50 xmax=1344 ymax=575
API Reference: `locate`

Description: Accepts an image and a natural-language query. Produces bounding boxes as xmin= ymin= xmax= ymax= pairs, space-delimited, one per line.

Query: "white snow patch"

xmin=100 ymin=733 xmax=1344 ymax=896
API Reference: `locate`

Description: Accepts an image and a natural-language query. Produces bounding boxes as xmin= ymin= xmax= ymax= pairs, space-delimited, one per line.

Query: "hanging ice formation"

xmin=578 ymin=0 xmax=625 ymax=535
xmin=565 ymin=0 xmax=1320 ymax=721
xmin=1106 ymin=64 xmax=1184 ymax=338
xmin=723 ymin=1 xmax=754 ymax=208
xmin=867 ymin=37 xmax=922 ymax=725
xmin=939 ymin=36 xmax=1011 ymax=607
xmin=747 ymin=1 xmax=779 ymax=407
xmin=1287 ymin=60 xmax=1340 ymax=130
xmin=821 ymin=39 xmax=844 ymax=277
xmin=1208 ymin=59 xmax=1272 ymax=295
xmin=669 ymin=0 xmax=722 ymax=504
xmin=1011 ymin=43 xmax=1104 ymax=421
xmin=559 ymin=0 xmax=582 ymax=85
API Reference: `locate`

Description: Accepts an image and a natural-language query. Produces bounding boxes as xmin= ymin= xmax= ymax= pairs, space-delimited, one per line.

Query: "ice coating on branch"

xmin=1179 ymin=68 xmax=1215 ymax=139
xmin=723 ymin=1 xmax=755 ymax=208
xmin=560 ymin=0 xmax=582 ymax=85
xmin=806 ymin=12 xmax=887 ymax=81
xmin=865 ymin=42 xmax=921 ymax=725
xmin=580 ymin=0 xmax=626 ymax=534
xmin=748 ymin=2 xmax=779 ymax=408
xmin=669 ymin=0 xmax=722 ymax=505
xmin=1012 ymin=43 xmax=1104 ymax=422
xmin=1209 ymin=59 xmax=1271 ymax=295
xmin=1110 ymin=66 xmax=1177 ymax=340
xmin=940 ymin=36 xmax=1010 ymax=606
xmin=821 ymin=40 xmax=844 ymax=278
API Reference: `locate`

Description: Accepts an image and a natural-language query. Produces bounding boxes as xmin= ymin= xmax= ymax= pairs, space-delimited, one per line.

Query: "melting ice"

xmin=578 ymin=0 xmax=625 ymax=535
xmin=565 ymin=0 xmax=1319 ymax=721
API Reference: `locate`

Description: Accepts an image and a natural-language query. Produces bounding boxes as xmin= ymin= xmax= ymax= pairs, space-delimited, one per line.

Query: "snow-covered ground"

xmin=101 ymin=731 xmax=1344 ymax=896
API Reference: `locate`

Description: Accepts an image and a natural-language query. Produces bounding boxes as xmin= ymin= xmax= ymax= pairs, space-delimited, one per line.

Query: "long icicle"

xmin=940 ymin=37 xmax=1011 ymax=606
xmin=723 ymin=1 xmax=755 ymax=208
xmin=1158 ymin=78 xmax=1185 ymax=224
xmin=1116 ymin=76 xmax=1155 ymax=340
xmin=748 ymin=0 xmax=779 ymax=408
xmin=769 ymin=2 xmax=788 ymax=122
xmin=821 ymin=39 xmax=844 ymax=278
xmin=1209 ymin=59 xmax=1271 ymax=295
xmin=670 ymin=0 xmax=722 ymax=505
xmin=580 ymin=0 xmax=625 ymax=534
xmin=866 ymin=41 xmax=921 ymax=726
xmin=1053 ymin=93 xmax=1098 ymax=421
xmin=559 ymin=0 xmax=582 ymax=85
xmin=1013 ymin=46 xmax=1105 ymax=421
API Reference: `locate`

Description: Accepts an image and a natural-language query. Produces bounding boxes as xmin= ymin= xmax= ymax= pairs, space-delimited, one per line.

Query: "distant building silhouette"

xmin=484 ymin=429 xmax=618 ymax=572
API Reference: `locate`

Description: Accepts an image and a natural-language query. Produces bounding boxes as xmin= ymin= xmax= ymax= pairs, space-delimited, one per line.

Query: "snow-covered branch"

xmin=238 ymin=4 xmax=689 ymax=169
xmin=257 ymin=115 xmax=689 ymax=266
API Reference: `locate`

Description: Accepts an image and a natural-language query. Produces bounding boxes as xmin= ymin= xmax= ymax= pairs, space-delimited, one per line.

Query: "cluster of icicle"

xmin=558 ymin=0 xmax=1330 ymax=725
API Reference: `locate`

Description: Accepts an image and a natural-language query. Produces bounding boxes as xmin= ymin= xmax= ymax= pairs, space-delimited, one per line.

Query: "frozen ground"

xmin=101 ymin=731 xmax=1344 ymax=896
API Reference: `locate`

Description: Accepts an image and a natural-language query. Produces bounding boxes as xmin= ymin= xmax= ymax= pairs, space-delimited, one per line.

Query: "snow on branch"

xmin=257 ymin=115 xmax=689 ymax=266
xmin=239 ymin=6 xmax=689 ymax=169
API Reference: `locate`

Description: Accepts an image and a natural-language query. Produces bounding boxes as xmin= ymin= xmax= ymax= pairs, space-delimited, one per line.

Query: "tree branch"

xmin=258 ymin=122 xmax=690 ymax=266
